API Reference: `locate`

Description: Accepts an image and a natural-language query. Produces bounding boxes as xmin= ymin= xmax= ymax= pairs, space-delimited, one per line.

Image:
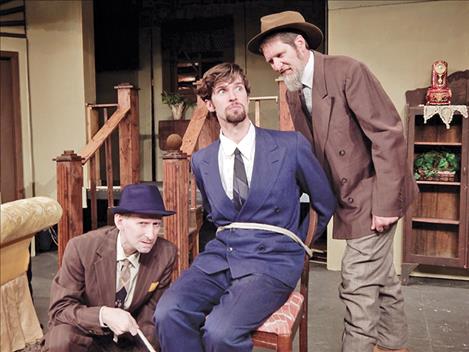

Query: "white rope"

xmin=217 ymin=222 xmax=312 ymax=257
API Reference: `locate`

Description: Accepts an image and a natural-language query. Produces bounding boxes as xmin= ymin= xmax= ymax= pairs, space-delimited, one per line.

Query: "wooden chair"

xmin=252 ymin=209 xmax=318 ymax=352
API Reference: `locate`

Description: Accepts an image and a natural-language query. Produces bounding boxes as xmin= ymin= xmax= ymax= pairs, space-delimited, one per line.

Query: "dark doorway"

xmin=1 ymin=51 xmax=24 ymax=203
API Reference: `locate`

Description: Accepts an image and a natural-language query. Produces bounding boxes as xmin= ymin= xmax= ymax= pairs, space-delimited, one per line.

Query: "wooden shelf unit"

xmin=402 ymin=105 xmax=469 ymax=284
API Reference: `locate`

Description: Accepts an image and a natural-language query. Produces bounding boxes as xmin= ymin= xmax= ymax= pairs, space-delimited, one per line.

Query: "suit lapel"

xmin=199 ymin=141 xmax=238 ymax=220
xmin=242 ymin=128 xmax=284 ymax=218
xmin=311 ymin=51 xmax=332 ymax=166
xmin=286 ymin=90 xmax=314 ymax=146
xmin=94 ymin=228 xmax=118 ymax=307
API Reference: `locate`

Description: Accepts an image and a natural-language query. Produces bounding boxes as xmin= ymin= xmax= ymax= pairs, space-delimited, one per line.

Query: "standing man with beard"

xmin=154 ymin=63 xmax=336 ymax=352
xmin=248 ymin=11 xmax=418 ymax=352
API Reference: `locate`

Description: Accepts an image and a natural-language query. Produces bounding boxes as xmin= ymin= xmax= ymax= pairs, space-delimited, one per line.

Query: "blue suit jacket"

xmin=191 ymin=127 xmax=336 ymax=288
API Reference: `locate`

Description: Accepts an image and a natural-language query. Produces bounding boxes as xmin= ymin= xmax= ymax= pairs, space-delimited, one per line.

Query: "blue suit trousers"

xmin=154 ymin=266 xmax=292 ymax=352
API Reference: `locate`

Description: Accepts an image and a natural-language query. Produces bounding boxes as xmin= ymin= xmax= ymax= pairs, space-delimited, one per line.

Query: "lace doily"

xmin=423 ymin=105 xmax=468 ymax=129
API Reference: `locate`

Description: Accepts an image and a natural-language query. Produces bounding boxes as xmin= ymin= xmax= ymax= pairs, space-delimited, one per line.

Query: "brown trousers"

xmin=42 ymin=324 xmax=145 ymax=352
xmin=339 ymin=226 xmax=408 ymax=352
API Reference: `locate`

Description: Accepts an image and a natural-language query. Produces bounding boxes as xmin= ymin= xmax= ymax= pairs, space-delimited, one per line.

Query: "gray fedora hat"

xmin=248 ymin=11 xmax=323 ymax=55
xmin=112 ymin=183 xmax=175 ymax=217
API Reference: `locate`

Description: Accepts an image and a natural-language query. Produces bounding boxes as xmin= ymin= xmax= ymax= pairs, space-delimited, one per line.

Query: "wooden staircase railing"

xmin=55 ymin=83 xmax=139 ymax=265
xmin=163 ymin=79 xmax=293 ymax=279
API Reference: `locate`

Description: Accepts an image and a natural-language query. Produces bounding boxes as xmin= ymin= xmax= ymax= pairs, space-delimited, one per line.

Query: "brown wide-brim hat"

xmin=248 ymin=11 xmax=323 ymax=55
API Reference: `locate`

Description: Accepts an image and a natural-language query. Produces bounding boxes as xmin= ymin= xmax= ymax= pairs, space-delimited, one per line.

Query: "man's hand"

xmin=101 ymin=306 xmax=139 ymax=336
xmin=371 ymin=215 xmax=398 ymax=233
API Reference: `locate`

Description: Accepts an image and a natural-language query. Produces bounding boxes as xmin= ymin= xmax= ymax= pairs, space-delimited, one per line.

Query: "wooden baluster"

xmin=163 ymin=148 xmax=190 ymax=281
xmin=190 ymin=173 xmax=197 ymax=208
xmin=56 ymin=150 xmax=83 ymax=266
xmin=89 ymin=155 xmax=98 ymax=229
xmin=277 ymin=79 xmax=295 ymax=131
xmin=86 ymin=106 xmax=99 ymax=229
xmin=104 ymin=107 xmax=114 ymax=225
xmin=116 ymin=83 xmax=139 ymax=187
xmin=86 ymin=105 xmax=101 ymax=183
xmin=254 ymin=100 xmax=261 ymax=127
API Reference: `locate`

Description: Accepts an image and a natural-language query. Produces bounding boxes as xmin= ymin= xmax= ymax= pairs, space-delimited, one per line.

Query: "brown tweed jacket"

xmin=286 ymin=51 xmax=418 ymax=239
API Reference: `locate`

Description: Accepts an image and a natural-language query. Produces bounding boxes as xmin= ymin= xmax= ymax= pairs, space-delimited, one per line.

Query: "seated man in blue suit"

xmin=154 ymin=63 xmax=336 ymax=352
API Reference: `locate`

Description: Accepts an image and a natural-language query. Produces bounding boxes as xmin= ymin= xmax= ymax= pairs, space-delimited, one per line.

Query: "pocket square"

xmin=148 ymin=281 xmax=159 ymax=292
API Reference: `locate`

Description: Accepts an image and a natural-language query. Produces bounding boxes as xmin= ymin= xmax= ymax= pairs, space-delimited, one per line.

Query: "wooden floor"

xmin=31 ymin=251 xmax=469 ymax=352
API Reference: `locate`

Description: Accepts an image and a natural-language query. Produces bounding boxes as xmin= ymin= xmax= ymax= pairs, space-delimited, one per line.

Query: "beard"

xmin=225 ymin=104 xmax=247 ymax=124
xmin=282 ymin=47 xmax=306 ymax=92
xmin=283 ymin=69 xmax=303 ymax=91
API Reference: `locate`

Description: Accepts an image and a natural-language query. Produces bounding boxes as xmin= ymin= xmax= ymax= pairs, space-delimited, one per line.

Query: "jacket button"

xmin=274 ymin=207 xmax=281 ymax=213
xmin=341 ymin=177 xmax=348 ymax=184
xmin=339 ymin=150 xmax=346 ymax=156
xmin=258 ymin=245 xmax=266 ymax=251
xmin=227 ymin=247 xmax=233 ymax=252
xmin=347 ymin=197 xmax=354 ymax=203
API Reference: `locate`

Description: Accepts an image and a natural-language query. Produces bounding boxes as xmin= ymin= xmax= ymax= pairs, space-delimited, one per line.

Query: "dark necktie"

xmin=302 ymin=84 xmax=312 ymax=114
xmin=299 ymin=90 xmax=313 ymax=134
xmin=115 ymin=259 xmax=131 ymax=308
xmin=232 ymin=148 xmax=249 ymax=211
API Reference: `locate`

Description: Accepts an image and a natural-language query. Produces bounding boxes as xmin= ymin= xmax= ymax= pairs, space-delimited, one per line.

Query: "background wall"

xmin=26 ymin=0 xmax=95 ymax=198
xmin=327 ymin=0 xmax=469 ymax=271
xmin=146 ymin=0 xmax=322 ymax=181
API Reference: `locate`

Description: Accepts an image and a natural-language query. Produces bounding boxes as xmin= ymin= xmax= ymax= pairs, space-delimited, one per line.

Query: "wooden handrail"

xmin=56 ymin=83 xmax=139 ymax=266
xmin=80 ymin=106 xmax=130 ymax=163
xmin=180 ymin=97 xmax=210 ymax=156
xmin=87 ymin=103 xmax=118 ymax=108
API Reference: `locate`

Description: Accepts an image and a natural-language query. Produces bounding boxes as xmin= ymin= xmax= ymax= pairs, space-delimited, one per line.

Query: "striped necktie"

xmin=232 ymin=148 xmax=249 ymax=211
xmin=115 ymin=259 xmax=131 ymax=309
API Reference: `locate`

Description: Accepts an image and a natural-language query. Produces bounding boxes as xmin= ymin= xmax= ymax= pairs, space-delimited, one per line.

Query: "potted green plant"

xmin=161 ymin=91 xmax=193 ymax=120
xmin=414 ymin=150 xmax=460 ymax=181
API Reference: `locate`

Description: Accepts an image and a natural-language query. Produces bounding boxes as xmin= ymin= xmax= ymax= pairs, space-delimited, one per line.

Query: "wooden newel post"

xmin=163 ymin=135 xmax=190 ymax=281
xmin=116 ymin=83 xmax=139 ymax=187
xmin=55 ymin=150 xmax=84 ymax=266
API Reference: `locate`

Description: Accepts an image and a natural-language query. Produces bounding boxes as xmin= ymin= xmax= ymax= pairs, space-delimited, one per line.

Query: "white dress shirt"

xmin=115 ymin=233 xmax=140 ymax=310
xmin=301 ymin=50 xmax=315 ymax=114
xmin=218 ymin=121 xmax=256 ymax=200
xmin=99 ymin=232 xmax=140 ymax=326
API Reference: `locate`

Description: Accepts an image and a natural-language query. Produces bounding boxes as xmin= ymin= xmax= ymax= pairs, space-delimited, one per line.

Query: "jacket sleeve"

xmin=191 ymin=155 xmax=212 ymax=220
xmin=295 ymin=132 xmax=337 ymax=235
xmin=344 ymin=60 xmax=408 ymax=217
xmin=135 ymin=245 xmax=177 ymax=349
xmin=48 ymin=239 xmax=106 ymax=335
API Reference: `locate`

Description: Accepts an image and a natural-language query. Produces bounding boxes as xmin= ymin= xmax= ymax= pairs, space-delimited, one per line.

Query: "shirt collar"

xmin=116 ymin=232 xmax=140 ymax=267
xmin=301 ymin=50 xmax=314 ymax=89
xmin=219 ymin=121 xmax=255 ymax=160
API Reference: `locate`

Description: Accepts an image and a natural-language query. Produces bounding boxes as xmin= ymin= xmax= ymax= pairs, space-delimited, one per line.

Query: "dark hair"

xmin=196 ymin=63 xmax=251 ymax=101
xmin=259 ymin=31 xmax=310 ymax=54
